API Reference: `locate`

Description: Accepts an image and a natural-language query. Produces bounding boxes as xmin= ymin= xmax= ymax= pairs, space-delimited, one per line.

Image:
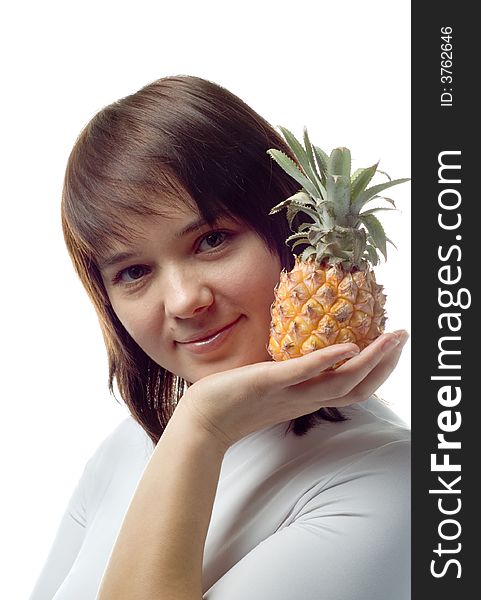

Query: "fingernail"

xmin=393 ymin=330 xmax=410 ymax=346
xmin=383 ymin=336 xmax=401 ymax=352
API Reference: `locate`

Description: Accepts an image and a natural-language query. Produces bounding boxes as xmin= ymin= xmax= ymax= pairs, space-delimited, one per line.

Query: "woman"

xmin=30 ymin=75 xmax=410 ymax=600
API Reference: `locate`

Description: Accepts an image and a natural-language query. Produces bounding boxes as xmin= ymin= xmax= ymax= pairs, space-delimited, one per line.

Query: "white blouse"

xmin=30 ymin=397 xmax=410 ymax=600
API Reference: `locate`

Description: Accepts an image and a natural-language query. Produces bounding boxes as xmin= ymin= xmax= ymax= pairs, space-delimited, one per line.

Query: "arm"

xmin=29 ymin=507 xmax=86 ymax=600
xmin=97 ymin=404 xmax=227 ymax=600
xmin=97 ymin=332 xmax=407 ymax=600
xmin=30 ymin=418 xmax=148 ymax=600
xmin=29 ymin=448 xmax=96 ymax=600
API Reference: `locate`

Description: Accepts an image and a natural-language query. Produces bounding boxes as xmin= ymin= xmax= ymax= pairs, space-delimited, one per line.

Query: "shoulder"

xmin=296 ymin=399 xmax=410 ymax=526
xmin=326 ymin=395 xmax=411 ymax=458
xmin=319 ymin=396 xmax=410 ymax=492
xmin=286 ymin=395 xmax=410 ymax=469
xmin=89 ymin=416 xmax=154 ymax=467
xmin=207 ymin=403 xmax=410 ymax=600
xmin=74 ymin=417 xmax=154 ymax=514
xmin=279 ymin=397 xmax=410 ymax=523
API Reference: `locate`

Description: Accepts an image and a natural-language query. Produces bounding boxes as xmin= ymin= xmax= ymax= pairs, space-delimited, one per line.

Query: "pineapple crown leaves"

xmin=267 ymin=126 xmax=410 ymax=269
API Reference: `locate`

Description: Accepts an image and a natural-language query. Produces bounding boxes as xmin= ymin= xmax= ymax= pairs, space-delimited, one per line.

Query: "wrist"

xmin=170 ymin=393 xmax=232 ymax=456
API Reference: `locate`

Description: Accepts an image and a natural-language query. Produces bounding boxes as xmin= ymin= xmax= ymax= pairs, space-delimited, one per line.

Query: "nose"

xmin=162 ymin=266 xmax=214 ymax=320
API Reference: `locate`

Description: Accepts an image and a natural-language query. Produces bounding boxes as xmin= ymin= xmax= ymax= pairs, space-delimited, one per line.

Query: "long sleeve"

xmin=29 ymin=460 xmax=91 ymax=599
xmin=28 ymin=506 xmax=86 ymax=599
xmin=29 ymin=418 xmax=154 ymax=600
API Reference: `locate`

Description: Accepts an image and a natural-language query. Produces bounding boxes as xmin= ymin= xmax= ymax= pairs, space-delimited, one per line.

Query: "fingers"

xmin=334 ymin=331 xmax=402 ymax=379
xmin=324 ymin=331 xmax=409 ymax=407
xmin=254 ymin=330 xmax=408 ymax=419
xmin=267 ymin=342 xmax=361 ymax=389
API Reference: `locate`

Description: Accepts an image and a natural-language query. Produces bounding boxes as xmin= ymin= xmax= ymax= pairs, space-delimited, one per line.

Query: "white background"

xmin=1 ymin=1 xmax=410 ymax=597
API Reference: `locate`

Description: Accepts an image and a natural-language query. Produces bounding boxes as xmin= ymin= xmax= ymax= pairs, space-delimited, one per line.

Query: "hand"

xmin=179 ymin=330 xmax=409 ymax=449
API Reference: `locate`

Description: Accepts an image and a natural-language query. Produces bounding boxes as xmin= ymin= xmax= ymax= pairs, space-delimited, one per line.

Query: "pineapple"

xmin=267 ymin=127 xmax=409 ymax=361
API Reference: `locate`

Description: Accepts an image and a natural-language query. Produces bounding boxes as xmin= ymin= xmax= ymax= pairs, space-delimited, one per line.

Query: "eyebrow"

xmin=174 ymin=216 xmax=211 ymax=239
xmin=98 ymin=216 xmax=213 ymax=270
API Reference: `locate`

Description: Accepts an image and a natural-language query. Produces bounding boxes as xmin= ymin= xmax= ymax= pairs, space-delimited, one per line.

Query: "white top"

xmin=30 ymin=397 xmax=410 ymax=600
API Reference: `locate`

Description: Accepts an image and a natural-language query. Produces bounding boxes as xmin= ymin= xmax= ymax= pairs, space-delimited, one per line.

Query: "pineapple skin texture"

xmin=268 ymin=257 xmax=387 ymax=361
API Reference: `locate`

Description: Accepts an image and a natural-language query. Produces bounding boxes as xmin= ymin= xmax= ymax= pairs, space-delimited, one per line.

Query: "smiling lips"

xmin=176 ymin=317 xmax=242 ymax=354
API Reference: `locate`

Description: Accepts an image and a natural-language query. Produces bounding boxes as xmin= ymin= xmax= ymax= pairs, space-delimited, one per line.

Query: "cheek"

xmin=111 ymin=299 xmax=159 ymax=344
xmin=225 ymin=249 xmax=280 ymax=313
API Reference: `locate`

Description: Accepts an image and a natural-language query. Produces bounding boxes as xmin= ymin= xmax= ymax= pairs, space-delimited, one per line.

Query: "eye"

xmin=197 ymin=231 xmax=228 ymax=252
xmin=112 ymin=264 xmax=150 ymax=286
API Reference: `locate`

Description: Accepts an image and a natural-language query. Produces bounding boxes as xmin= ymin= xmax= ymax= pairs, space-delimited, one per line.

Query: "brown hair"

xmin=61 ymin=75 xmax=344 ymax=445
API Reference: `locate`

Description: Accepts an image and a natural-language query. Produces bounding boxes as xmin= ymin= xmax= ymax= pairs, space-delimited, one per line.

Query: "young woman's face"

xmin=100 ymin=205 xmax=282 ymax=383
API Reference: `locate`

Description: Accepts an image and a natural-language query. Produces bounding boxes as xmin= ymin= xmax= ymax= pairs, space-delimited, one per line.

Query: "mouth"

xmin=176 ymin=316 xmax=243 ymax=354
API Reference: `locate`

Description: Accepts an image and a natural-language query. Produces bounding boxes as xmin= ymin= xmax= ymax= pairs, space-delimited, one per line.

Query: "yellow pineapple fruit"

xmin=267 ymin=127 xmax=409 ymax=361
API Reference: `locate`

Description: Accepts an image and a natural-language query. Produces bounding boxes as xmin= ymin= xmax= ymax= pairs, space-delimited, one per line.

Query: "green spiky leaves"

xmin=267 ymin=126 xmax=410 ymax=270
